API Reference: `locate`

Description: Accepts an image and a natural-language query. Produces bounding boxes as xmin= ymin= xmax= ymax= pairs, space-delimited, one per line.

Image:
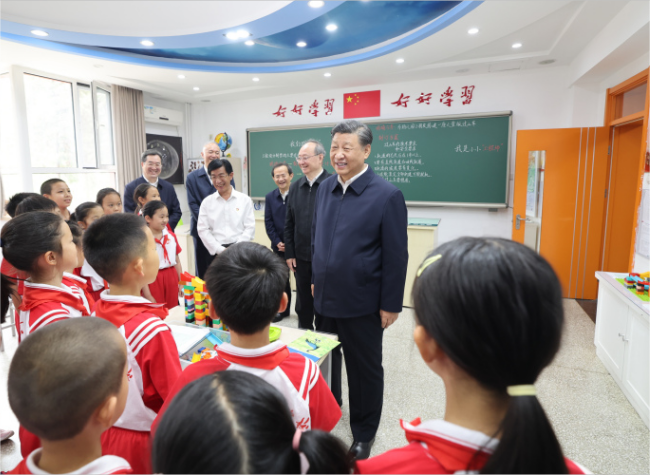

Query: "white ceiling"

xmin=0 ymin=1 xmax=645 ymax=104
xmin=1 ymin=1 xmax=290 ymax=36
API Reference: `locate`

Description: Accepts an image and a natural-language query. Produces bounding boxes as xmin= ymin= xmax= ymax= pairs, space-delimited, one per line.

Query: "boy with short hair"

xmin=83 ymin=213 xmax=182 ymax=474
xmin=154 ymin=241 xmax=341 ymax=432
xmin=8 ymin=318 xmax=131 ymax=474
xmin=41 ymin=178 xmax=72 ymax=219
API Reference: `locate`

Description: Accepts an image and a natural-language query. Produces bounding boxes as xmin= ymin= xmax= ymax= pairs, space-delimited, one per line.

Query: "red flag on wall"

xmin=343 ymin=90 xmax=381 ymax=119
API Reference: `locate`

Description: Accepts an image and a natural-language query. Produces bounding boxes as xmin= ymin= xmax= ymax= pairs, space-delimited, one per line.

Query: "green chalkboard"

xmin=247 ymin=112 xmax=511 ymax=207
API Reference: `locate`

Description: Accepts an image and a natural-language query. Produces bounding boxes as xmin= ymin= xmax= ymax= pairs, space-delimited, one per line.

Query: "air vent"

xmin=489 ymin=61 xmax=523 ymax=73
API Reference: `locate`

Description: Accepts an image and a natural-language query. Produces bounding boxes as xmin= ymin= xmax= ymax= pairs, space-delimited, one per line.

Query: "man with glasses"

xmin=197 ymin=158 xmax=255 ymax=262
xmin=284 ymin=139 xmax=331 ymax=331
xmin=123 ymin=149 xmax=182 ymax=229
xmin=311 ymin=120 xmax=408 ymax=460
xmin=186 ymin=142 xmax=235 ymax=278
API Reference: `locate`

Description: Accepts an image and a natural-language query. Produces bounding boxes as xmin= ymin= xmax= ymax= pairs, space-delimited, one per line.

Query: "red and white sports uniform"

xmin=17 ymin=280 xmax=92 ymax=458
xmin=154 ymin=341 xmax=341 ymax=433
xmin=73 ymin=260 xmax=108 ymax=303
xmin=355 ymin=418 xmax=590 ymax=474
xmin=62 ymin=272 xmax=95 ymax=312
xmin=8 ymin=449 xmax=132 ymax=474
xmin=93 ymin=292 xmax=182 ymax=474
xmin=148 ymin=227 xmax=182 ymax=310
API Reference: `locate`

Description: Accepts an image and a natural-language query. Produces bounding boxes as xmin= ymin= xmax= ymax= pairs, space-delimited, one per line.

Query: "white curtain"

xmin=111 ymin=85 xmax=146 ymax=193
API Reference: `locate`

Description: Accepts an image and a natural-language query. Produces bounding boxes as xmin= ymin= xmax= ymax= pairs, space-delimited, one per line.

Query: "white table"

xmin=594 ymin=272 xmax=649 ymax=428
xmin=166 ymin=306 xmax=338 ymax=386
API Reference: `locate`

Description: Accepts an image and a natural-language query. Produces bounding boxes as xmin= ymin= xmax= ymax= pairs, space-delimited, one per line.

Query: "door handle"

xmin=515 ymin=214 xmax=532 ymax=230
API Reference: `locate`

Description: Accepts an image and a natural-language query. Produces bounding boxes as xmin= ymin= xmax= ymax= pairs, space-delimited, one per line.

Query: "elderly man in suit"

xmin=312 ymin=120 xmax=408 ymax=460
xmin=123 ymin=149 xmax=182 ymax=228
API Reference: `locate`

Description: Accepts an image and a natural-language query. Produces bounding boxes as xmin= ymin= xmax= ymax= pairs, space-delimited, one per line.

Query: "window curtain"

xmin=111 ymin=85 xmax=145 ymax=193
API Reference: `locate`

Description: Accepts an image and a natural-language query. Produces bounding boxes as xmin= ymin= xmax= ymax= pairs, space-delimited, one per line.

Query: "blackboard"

xmin=247 ymin=112 xmax=511 ymax=207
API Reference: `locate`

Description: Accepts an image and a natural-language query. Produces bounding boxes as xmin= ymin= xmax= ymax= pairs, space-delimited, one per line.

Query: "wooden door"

xmin=602 ymin=121 xmax=644 ymax=272
xmin=512 ymin=127 xmax=609 ymax=299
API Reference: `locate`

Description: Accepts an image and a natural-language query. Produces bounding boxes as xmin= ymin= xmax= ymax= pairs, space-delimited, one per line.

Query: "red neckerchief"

xmin=401 ymin=419 xmax=492 ymax=473
xmin=154 ymin=233 xmax=171 ymax=265
xmin=94 ymin=298 xmax=168 ymax=328
xmin=19 ymin=283 xmax=89 ymax=314
xmin=217 ymin=344 xmax=291 ymax=370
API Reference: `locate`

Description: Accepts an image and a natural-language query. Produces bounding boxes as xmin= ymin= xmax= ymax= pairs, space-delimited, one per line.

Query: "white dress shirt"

xmin=197 ymin=188 xmax=255 ymax=255
xmin=338 ymin=164 xmax=368 ymax=194
xmin=307 ymin=169 xmax=324 ymax=187
xmin=142 ymin=174 xmax=159 ymax=186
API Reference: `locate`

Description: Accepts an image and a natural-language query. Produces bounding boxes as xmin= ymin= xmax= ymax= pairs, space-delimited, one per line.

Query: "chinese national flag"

xmin=343 ymin=90 xmax=381 ymax=119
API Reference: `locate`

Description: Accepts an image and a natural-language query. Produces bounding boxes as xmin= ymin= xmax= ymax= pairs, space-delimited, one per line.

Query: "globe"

xmin=215 ymin=132 xmax=232 ymax=152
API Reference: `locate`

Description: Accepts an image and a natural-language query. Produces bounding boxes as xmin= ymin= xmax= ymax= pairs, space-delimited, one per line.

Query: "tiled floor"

xmin=1 ymin=298 xmax=648 ymax=473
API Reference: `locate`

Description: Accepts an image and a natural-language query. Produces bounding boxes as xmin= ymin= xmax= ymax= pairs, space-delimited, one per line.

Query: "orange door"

xmin=602 ymin=121 xmax=644 ymax=272
xmin=512 ymin=128 xmax=609 ymax=299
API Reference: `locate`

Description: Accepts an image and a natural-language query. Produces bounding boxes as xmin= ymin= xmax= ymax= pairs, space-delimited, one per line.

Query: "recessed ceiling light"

xmin=468 ymin=28 xmax=479 ymax=35
xmin=178 ymin=74 xmax=185 ymax=79
xmin=236 ymin=30 xmax=250 ymax=38
xmin=140 ymin=40 xmax=154 ymax=46
xmin=326 ymin=24 xmax=338 ymax=32
xmin=297 ymin=41 xmax=307 ymax=47
xmin=456 ymin=68 xmax=470 ymax=73
xmin=512 ymin=43 xmax=522 ymax=49
xmin=31 ymin=29 xmax=48 ymax=37
xmin=93 ymin=64 xmax=103 ymax=69
xmin=225 ymin=32 xmax=238 ymax=40
xmin=193 ymin=87 xmax=200 ymax=91
xmin=308 ymin=1 xmax=324 ymax=7
xmin=245 ymin=40 xmax=255 ymax=46
xmin=324 ymin=73 xmax=331 ymax=77
xmin=252 ymin=77 xmax=260 ymax=82
xmin=539 ymin=59 xmax=556 ymax=65
xmin=396 ymin=58 xmax=405 ymax=64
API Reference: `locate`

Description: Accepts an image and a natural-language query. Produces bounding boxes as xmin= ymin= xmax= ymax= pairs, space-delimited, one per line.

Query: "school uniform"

xmin=62 ymin=272 xmax=95 ymax=311
xmin=73 ymin=261 xmax=108 ymax=303
xmin=124 ymin=176 xmax=182 ymax=230
xmin=17 ymin=280 xmax=92 ymax=458
xmin=93 ymin=292 xmax=182 ymax=475
xmin=154 ymin=341 xmax=341 ymax=433
xmin=149 ymin=227 xmax=182 ymax=310
xmin=355 ymin=418 xmax=590 ymax=474
xmin=8 ymin=449 xmax=132 ymax=474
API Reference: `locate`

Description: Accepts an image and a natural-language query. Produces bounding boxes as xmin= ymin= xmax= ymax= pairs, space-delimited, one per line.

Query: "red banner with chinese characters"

xmin=343 ymin=90 xmax=381 ymax=119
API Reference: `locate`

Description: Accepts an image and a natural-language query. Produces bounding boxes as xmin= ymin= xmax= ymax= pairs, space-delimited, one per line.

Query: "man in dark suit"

xmin=186 ymin=142 xmax=221 ymax=278
xmin=123 ymin=149 xmax=182 ymax=229
xmin=284 ymin=139 xmax=331 ymax=331
xmin=312 ymin=120 xmax=408 ymax=460
xmin=264 ymin=162 xmax=294 ymax=322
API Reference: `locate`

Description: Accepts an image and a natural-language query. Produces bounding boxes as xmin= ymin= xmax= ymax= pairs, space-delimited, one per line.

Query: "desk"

xmin=166 ymin=306 xmax=338 ymax=386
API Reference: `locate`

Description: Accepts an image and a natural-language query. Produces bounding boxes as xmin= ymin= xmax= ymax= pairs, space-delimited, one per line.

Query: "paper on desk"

xmin=169 ymin=324 xmax=211 ymax=356
xmin=288 ymin=331 xmax=340 ymax=359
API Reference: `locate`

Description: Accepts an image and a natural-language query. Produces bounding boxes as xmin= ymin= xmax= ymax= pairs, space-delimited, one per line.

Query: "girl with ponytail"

xmin=152 ymin=371 xmax=352 ymax=474
xmin=357 ymin=237 xmax=588 ymax=474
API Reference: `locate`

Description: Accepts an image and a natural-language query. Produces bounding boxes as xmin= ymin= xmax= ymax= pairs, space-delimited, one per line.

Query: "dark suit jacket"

xmin=124 ymin=176 xmax=182 ymax=229
xmin=186 ymin=167 xmax=216 ymax=239
xmin=264 ymin=188 xmax=288 ymax=253
xmin=284 ymin=170 xmax=331 ymax=262
xmin=311 ymin=167 xmax=408 ymax=318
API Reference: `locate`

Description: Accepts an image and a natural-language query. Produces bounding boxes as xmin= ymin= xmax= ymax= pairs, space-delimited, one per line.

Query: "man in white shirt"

xmin=197 ymin=159 xmax=255 ymax=260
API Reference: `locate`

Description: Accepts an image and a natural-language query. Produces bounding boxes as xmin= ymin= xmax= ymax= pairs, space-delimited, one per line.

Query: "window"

xmin=6 ymin=68 xmax=118 ymax=209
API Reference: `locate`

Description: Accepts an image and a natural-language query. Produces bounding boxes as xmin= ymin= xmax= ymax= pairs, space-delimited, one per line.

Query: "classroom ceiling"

xmin=0 ymin=1 xmax=645 ymax=104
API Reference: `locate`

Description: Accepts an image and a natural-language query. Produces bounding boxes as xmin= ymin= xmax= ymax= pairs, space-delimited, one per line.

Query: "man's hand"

xmin=278 ymin=242 xmax=286 ymax=252
xmin=380 ymin=310 xmax=399 ymax=329
xmin=311 ymin=284 xmax=314 ymax=297
xmin=286 ymin=258 xmax=297 ymax=273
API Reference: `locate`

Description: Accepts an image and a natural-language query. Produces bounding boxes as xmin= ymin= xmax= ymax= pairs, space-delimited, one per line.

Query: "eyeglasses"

xmin=296 ymin=154 xmax=320 ymax=162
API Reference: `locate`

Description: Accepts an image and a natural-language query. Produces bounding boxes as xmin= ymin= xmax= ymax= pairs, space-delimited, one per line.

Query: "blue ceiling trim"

xmin=111 ymin=2 xmax=461 ymax=63
xmin=0 ymin=2 xmax=344 ymax=49
xmin=0 ymin=1 xmax=482 ymax=73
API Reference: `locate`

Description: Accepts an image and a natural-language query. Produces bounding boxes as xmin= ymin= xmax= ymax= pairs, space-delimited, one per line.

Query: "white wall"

xmin=142 ymin=92 xmax=192 ymax=225
xmin=190 ymin=66 xmax=575 ymax=244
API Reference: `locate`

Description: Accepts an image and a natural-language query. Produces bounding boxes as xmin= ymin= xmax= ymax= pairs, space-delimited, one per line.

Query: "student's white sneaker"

xmin=0 ymin=429 xmax=14 ymax=441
